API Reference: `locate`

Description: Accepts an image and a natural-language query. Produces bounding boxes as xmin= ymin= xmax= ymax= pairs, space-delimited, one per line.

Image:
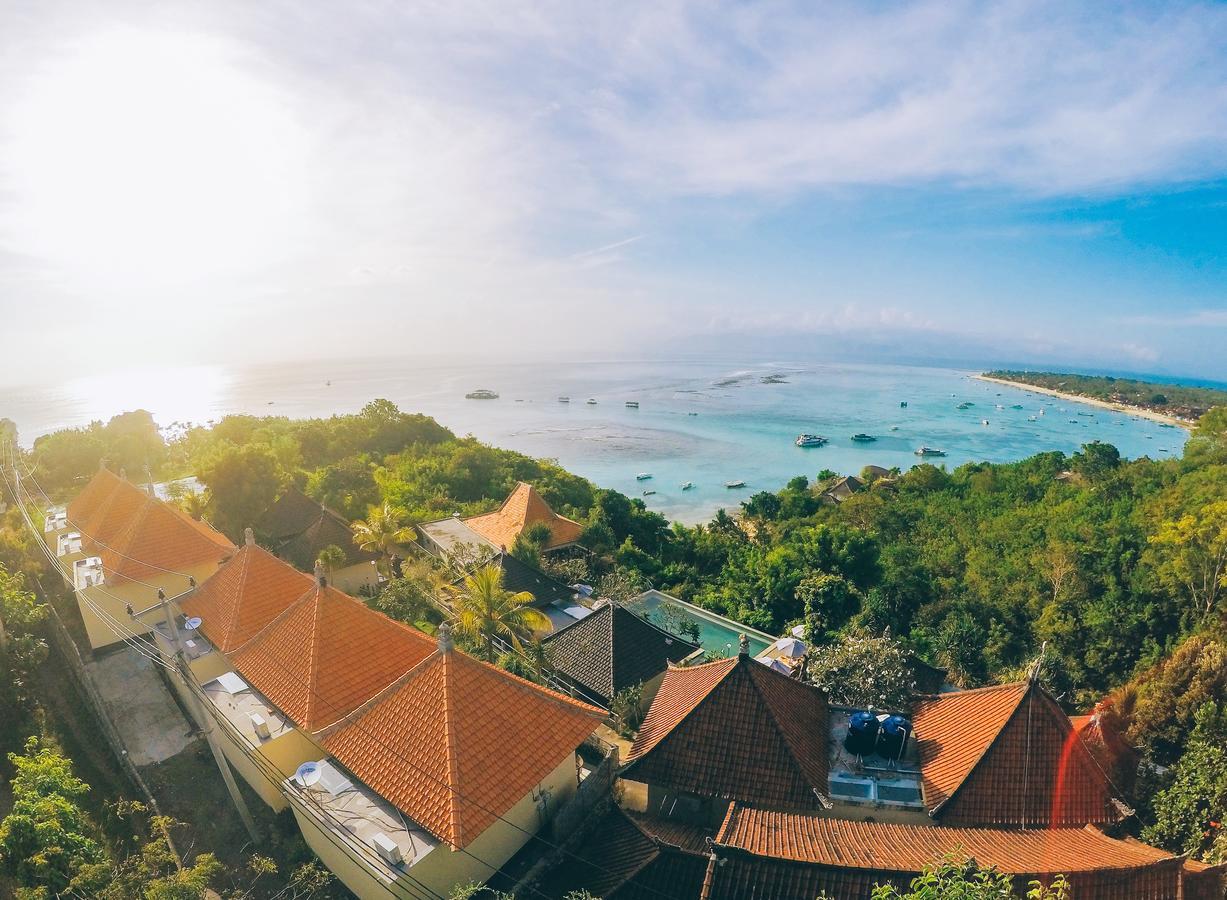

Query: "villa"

xmin=419 ymin=482 xmax=584 ymax=559
xmin=257 ymin=487 xmax=380 ymax=595
xmin=536 ymin=645 xmax=1225 ymax=899
xmin=44 ymin=466 xmax=234 ymax=650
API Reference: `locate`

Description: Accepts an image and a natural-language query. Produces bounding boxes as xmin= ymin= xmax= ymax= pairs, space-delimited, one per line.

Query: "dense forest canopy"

xmin=986 ymin=369 xmax=1227 ymax=418
xmin=8 ymin=398 xmax=1227 ymax=865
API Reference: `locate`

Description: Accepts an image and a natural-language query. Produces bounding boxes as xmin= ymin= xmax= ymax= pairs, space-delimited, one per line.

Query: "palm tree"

xmin=452 ymin=564 xmax=551 ymax=661
xmin=351 ymin=503 xmax=415 ymax=574
xmin=316 ymin=544 xmax=348 ymax=581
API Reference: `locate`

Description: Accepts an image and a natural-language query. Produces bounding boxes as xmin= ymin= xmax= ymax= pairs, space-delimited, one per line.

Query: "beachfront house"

xmin=257 ymin=488 xmax=380 ymax=595
xmin=419 ymin=481 xmax=584 ymax=561
xmin=48 ymin=466 xmax=234 ymax=650
xmin=535 ymin=643 xmax=1225 ymax=899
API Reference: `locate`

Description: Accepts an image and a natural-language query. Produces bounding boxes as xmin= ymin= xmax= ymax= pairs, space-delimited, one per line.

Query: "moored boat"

xmin=725 ymin=480 xmax=746 ymax=489
xmin=636 ymin=472 xmax=653 ymax=481
xmin=625 ymin=401 xmax=639 ymax=408
xmin=850 ymin=433 xmax=877 ymax=442
xmin=681 ymin=481 xmax=695 ymax=491
xmin=465 ymin=388 xmax=499 ymax=399
xmin=914 ymin=446 xmax=947 ymax=457
xmin=795 ymin=433 xmax=828 ymax=447
xmin=558 ymin=396 xmax=570 ymax=403
xmin=586 ymin=398 xmax=597 ymax=405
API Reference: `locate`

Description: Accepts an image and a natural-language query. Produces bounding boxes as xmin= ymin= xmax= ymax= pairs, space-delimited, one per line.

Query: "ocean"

xmin=1 ymin=358 xmax=1188 ymax=524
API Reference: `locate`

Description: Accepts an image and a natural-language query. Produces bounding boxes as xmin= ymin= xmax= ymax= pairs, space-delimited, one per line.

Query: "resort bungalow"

xmin=419 ymin=482 xmax=584 ymax=561
xmin=542 ymin=601 xmax=702 ymax=709
xmin=286 ymin=624 xmax=606 ymax=899
xmin=257 ymin=488 xmax=380 ymax=595
xmin=54 ymin=466 xmax=234 ymax=650
xmin=535 ymin=643 xmax=1223 ymax=899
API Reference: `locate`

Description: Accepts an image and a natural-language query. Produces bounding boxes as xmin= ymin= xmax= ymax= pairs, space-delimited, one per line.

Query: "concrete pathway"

xmin=85 ymin=648 xmax=196 ymax=766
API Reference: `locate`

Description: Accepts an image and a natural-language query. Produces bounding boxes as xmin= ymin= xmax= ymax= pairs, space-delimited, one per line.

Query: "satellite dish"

xmin=184 ymin=617 xmax=202 ymax=631
xmin=295 ymin=761 xmax=322 ymax=787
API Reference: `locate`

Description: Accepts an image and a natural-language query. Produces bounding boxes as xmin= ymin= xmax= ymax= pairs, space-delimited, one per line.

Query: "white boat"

xmin=586 ymin=398 xmax=597 ymax=405
xmin=558 ymin=396 xmax=570 ymax=403
xmin=636 ymin=473 xmax=653 ymax=481
xmin=726 ymin=480 xmax=747 ymax=489
xmin=795 ymin=434 xmax=828 ymax=447
xmin=681 ymin=481 xmax=695 ymax=491
xmin=914 ymin=447 xmax=947 ymax=457
xmin=642 ymin=489 xmax=657 ymax=496
xmin=465 ymin=388 xmax=499 ymax=400
xmin=625 ymin=401 xmax=639 ymax=408
xmin=981 ymin=419 xmax=990 ymax=426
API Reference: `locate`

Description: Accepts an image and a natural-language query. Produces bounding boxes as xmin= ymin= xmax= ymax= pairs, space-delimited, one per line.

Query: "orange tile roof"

xmin=913 ymin=680 xmax=1121 ymax=827
xmin=180 ymin=544 xmax=314 ymax=653
xmin=713 ymin=804 xmax=1175 ymax=874
xmin=912 ymin=682 xmax=1028 ymax=811
xmin=319 ymin=644 xmax=603 ymax=848
xmin=463 ymin=482 xmax=584 ymax=551
xmin=623 ymin=654 xmax=830 ymax=810
xmin=68 ymin=470 xmax=152 ymax=549
xmin=95 ymin=495 xmax=234 ymax=584
xmin=229 ymin=581 xmax=436 ymax=731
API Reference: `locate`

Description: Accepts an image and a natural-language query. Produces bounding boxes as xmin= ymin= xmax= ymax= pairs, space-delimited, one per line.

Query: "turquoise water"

xmin=2 ymin=357 xmax=1188 ymax=524
xmin=630 ymin=593 xmax=774 ymax=656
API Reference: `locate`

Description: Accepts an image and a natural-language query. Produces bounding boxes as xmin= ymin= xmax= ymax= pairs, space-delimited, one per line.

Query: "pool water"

xmin=631 ymin=591 xmax=775 ymax=657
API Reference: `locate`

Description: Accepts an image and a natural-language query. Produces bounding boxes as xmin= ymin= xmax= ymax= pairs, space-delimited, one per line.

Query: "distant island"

xmin=979 ymin=369 xmax=1227 ymax=426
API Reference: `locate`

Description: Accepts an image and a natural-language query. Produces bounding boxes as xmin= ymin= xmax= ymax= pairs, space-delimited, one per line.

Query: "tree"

xmin=866 ymin=855 xmax=1069 ymax=899
xmin=196 ymin=443 xmax=285 ymax=540
xmin=0 ymin=738 xmax=105 ymax=894
xmin=376 ymin=559 xmax=444 ymax=627
xmin=0 ymin=564 xmax=49 ymax=716
xmin=649 ymin=601 xmax=701 ymax=644
xmin=511 ymin=521 xmax=553 ymax=565
xmin=1071 ymin=441 xmax=1120 ymax=480
xmin=610 ymin=682 xmax=646 ymax=736
xmin=316 ymin=544 xmax=348 ymax=581
xmin=1142 ymin=702 xmax=1227 ymax=864
xmin=1149 ymin=498 xmax=1227 ymax=619
xmin=351 ymin=503 xmax=415 ymax=574
xmin=742 ymin=491 xmax=782 ymax=521
xmin=797 ymin=572 xmax=862 ymax=640
xmin=807 ymin=630 xmax=915 ymax=710
xmin=452 ymin=564 xmax=550 ymax=660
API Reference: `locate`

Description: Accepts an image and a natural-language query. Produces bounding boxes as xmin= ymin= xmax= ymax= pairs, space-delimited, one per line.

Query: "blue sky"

xmin=2 ymin=0 xmax=1227 ymax=383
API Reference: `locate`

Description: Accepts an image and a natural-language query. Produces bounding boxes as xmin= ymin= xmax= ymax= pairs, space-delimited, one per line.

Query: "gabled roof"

xmin=95 ymin=495 xmax=234 ymax=583
xmin=622 ymin=654 xmax=830 ymax=810
xmin=318 ymin=644 xmax=603 ymax=849
xmin=180 ymin=542 xmax=314 ymax=653
xmin=534 ymin=807 xmax=710 ymax=900
xmin=703 ymin=804 xmax=1181 ymax=900
xmin=912 ymin=679 xmax=1121 ymax=827
xmin=463 ymin=482 xmax=584 ymax=551
xmin=229 ymin=581 xmax=435 ymax=732
xmin=67 ymin=468 xmax=154 ymax=548
xmin=259 ymin=488 xmax=378 ymax=569
xmin=543 ymin=603 xmax=700 ymax=705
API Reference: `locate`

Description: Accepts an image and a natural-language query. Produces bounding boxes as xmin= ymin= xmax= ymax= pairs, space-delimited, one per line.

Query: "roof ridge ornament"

xmin=1027 ymin=640 xmax=1048 ymax=684
xmin=738 ymin=633 xmax=749 ymax=656
xmin=244 ymin=526 xmax=255 ymax=546
xmin=438 ymin=622 xmax=454 ymax=653
xmin=314 ymin=559 xmax=326 ymax=587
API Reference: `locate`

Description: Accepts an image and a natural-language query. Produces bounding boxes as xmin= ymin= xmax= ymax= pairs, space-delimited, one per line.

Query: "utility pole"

xmin=155 ymin=587 xmax=260 ymax=843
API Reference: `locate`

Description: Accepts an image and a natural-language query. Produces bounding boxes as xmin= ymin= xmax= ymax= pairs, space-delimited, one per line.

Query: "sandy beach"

xmin=975 ymin=375 xmax=1192 ymax=429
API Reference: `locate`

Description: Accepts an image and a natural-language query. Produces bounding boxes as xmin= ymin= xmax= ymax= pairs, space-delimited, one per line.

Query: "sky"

xmin=2 ymin=0 xmax=1227 ymax=385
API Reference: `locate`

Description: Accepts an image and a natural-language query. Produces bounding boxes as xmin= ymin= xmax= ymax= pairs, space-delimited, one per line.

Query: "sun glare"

xmin=3 ymin=29 xmax=311 ymax=292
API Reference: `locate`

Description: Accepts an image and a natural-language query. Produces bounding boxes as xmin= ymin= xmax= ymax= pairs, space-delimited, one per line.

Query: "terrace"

xmin=284 ymin=759 xmax=440 ymax=881
xmin=201 ymin=671 xmax=295 ymax=747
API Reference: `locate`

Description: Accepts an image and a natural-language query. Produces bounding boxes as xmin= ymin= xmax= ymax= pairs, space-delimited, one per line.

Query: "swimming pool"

xmin=631 ymin=590 xmax=775 ymax=657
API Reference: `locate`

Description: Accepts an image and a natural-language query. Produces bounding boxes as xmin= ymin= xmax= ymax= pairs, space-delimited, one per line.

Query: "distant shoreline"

xmin=974 ymin=375 xmax=1192 ymax=429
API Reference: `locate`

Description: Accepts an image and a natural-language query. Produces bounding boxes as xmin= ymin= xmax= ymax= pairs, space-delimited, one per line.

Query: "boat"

xmin=900 ymin=401 xmax=908 ymax=408
xmin=1028 ymin=415 xmax=1037 ymax=421
xmin=681 ymin=481 xmax=695 ymax=491
xmin=1010 ymin=404 xmax=1024 ymax=409
xmin=981 ymin=419 xmax=990 ymax=425
xmin=1077 ymin=412 xmax=1093 ymax=417
xmin=642 ymin=489 xmax=657 ymax=496
xmin=625 ymin=401 xmax=639 ymax=409
xmin=725 ymin=480 xmax=747 ymax=489
xmin=1039 ymin=408 xmax=1045 ymax=415
xmin=586 ymin=398 xmax=597 ymax=405
xmin=850 ymin=433 xmax=877 ymax=442
xmin=688 ymin=412 xmax=698 ymax=416
xmin=465 ymin=388 xmax=499 ymax=400
xmin=636 ymin=473 xmax=653 ymax=481
xmin=795 ymin=434 xmax=828 ymax=447
xmin=1159 ymin=423 xmax=1176 ymax=429
xmin=558 ymin=396 xmax=570 ymax=403
xmin=995 ymin=404 xmax=1004 ymax=410
xmin=889 ymin=425 xmax=899 ymax=431
xmin=914 ymin=447 xmax=947 ymax=457
xmin=957 ymin=402 xmax=973 ymax=410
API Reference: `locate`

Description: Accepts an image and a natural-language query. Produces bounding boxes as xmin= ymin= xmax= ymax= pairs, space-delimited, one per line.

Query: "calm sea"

xmin=1 ymin=358 xmax=1189 ymax=524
